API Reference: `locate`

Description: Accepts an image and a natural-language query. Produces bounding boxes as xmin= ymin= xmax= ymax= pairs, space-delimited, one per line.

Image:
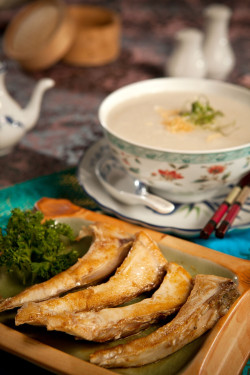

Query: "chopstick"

xmin=200 ymin=171 xmax=250 ymax=239
xmin=216 ymin=184 xmax=250 ymax=238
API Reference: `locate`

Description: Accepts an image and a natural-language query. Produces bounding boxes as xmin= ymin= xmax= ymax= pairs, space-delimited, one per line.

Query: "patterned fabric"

xmin=0 ymin=169 xmax=98 ymax=228
xmin=0 ymin=169 xmax=249 ymax=261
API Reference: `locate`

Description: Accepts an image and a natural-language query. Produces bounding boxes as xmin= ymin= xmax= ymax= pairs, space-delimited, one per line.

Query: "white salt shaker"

xmin=203 ymin=4 xmax=235 ymax=80
xmin=166 ymin=28 xmax=207 ymax=78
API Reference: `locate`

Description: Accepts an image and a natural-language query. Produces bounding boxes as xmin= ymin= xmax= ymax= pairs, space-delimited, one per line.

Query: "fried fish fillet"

xmin=90 ymin=274 xmax=240 ymax=368
xmin=15 ymin=231 xmax=167 ymax=326
xmin=46 ymin=262 xmax=192 ymax=341
xmin=0 ymin=222 xmax=133 ymax=312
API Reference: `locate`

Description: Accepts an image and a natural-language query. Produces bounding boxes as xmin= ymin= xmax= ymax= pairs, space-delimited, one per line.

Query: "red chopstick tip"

xmin=200 ymin=221 xmax=216 ymax=239
xmin=215 ymin=221 xmax=229 ymax=238
xmin=200 ymin=231 xmax=210 ymax=239
xmin=215 ymin=231 xmax=225 ymax=239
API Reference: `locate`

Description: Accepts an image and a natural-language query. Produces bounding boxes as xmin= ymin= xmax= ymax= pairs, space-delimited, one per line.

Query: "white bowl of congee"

xmin=98 ymin=78 xmax=250 ymax=203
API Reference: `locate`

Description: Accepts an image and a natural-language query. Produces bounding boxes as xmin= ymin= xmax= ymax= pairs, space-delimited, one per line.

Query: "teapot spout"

xmin=23 ymin=78 xmax=55 ymax=131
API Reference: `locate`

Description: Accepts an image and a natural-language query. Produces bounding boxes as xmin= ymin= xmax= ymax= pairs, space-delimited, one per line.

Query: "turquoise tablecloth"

xmin=0 ymin=169 xmax=249 ymax=374
xmin=1 ymin=168 xmax=249 ymax=260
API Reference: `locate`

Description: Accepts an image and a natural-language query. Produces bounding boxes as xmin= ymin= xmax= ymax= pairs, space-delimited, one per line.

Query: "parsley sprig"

xmin=0 ymin=208 xmax=78 ymax=285
xmin=181 ymin=99 xmax=224 ymax=126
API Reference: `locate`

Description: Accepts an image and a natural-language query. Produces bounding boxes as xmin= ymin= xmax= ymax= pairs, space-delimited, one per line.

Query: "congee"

xmin=106 ymin=92 xmax=250 ymax=151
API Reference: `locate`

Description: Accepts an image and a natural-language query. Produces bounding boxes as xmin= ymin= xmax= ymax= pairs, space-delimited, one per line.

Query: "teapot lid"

xmin=3 ymin=0 xmax=76 ymax=71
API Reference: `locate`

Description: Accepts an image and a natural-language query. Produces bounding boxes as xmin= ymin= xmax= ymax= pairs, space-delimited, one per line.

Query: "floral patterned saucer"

xmin=77 ymin=138 xmax=250 ymax=237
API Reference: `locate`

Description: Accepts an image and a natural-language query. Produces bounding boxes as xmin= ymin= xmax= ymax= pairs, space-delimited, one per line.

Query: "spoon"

xmin=95 ymin=156 xmax=175 ymax=214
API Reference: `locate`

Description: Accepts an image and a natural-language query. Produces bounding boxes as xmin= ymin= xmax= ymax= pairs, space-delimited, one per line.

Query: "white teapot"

xmin=0 ymin=63 xmax=55 ymax=156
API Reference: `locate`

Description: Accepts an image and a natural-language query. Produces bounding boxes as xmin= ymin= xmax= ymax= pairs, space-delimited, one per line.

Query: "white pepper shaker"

xmin=203 ymin=4 xmax=235 ymax=80
xmin=166 ymin=28 xmax=207 ymax=78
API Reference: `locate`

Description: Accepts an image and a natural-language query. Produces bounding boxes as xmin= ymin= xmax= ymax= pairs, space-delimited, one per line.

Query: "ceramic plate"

xmin=0 ymin=197 xmax=249 ymax=375
xmin=77 ymin=139 xmax=250 ymax=237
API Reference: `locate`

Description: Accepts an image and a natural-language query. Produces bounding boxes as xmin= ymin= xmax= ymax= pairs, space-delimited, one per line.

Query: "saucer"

xmin=77 ymin=138 xmax=250 ymax=237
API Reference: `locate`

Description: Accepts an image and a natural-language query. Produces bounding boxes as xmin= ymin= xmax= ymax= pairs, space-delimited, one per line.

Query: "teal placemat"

xmin=0 ymin=168 xmax=99 ymax=228
xmin=0 ymin=168 xmax=250 ymax=261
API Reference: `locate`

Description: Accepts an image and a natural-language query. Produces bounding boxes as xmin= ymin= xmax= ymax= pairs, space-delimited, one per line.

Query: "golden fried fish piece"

xmin=15 ymin=231 xmax=167 ymax=326
xmin=90 ymin=274 xmax=239 ymax=368
xmin=46 ymin=262 xmax=192 ymax=342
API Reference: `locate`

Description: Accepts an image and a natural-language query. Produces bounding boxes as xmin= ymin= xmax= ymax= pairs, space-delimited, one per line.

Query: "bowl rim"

xmin=98 ymin=77 xmax=250 ymax=155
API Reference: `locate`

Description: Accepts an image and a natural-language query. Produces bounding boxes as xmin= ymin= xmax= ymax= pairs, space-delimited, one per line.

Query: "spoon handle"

xmin=141 ymin=192 xmax=175 ymax=214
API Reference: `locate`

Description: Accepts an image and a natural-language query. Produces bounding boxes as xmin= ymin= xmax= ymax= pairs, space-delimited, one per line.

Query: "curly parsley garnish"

xmin=0 ymin=208 xmax=78 ymax=285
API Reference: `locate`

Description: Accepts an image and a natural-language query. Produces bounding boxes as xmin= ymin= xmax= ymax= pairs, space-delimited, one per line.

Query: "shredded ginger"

xmin=155 ymin=107 xmax=195 ymax=133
